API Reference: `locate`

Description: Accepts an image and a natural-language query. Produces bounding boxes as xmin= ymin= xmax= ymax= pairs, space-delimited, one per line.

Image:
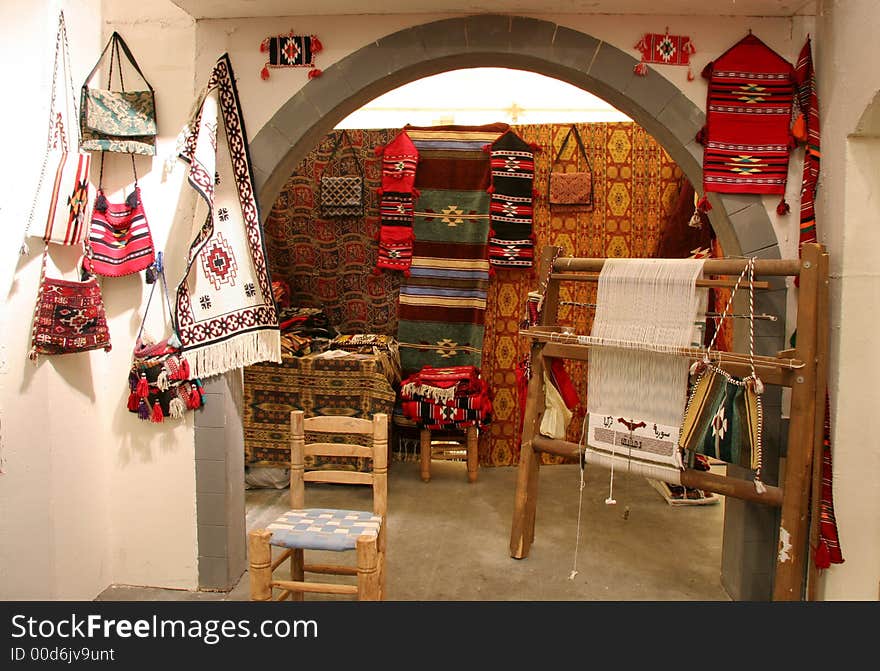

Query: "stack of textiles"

xmin=399 ymin=365 xmax=492 ymax=430
xmin=329 ymin=333 xmax=402 ymax=384
xmin=277 ymin=307 xmax=337 ymax=357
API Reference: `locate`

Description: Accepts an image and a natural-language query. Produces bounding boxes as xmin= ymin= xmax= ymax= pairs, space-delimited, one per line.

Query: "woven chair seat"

xmin=267 ymin=508 xmax=382 ymax=552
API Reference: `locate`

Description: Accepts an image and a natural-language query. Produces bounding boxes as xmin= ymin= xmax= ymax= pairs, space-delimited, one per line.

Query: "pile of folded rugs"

xmin=399 ymin=365 xmax=492 ymax=430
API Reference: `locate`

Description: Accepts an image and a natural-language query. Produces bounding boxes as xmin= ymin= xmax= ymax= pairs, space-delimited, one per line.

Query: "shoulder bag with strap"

xmin=22 ymin=11 xmax=92 ymax=251
xmin=318 ymin=129 xmax=365 ymax=218
xmin=84 ymin=153 xmax=156 ymax=277
xmin=80 ymin=31 xmax=157 ymax=156
xmin=548 ymin=124 xmax=594 ymax=209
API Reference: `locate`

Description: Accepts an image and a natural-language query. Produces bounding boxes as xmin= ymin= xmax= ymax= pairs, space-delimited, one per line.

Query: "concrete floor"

xmin=98 ymin=460 xmax=730 ymax=601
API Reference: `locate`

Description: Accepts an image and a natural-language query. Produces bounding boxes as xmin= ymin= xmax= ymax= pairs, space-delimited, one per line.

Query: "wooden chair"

xmin=248 ymin=411 xmax=389 ymax=601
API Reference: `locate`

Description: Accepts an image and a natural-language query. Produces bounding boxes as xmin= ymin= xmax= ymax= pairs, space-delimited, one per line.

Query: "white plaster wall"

xmin=814 ymin=0 xmax=880 ymax=601
xmin=0 ymin=0 xmax=200 ymax=599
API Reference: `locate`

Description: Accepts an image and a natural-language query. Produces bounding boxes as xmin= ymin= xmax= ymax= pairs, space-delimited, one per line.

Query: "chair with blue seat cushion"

xmin=248 ymin=410 xmax=388 ymax=601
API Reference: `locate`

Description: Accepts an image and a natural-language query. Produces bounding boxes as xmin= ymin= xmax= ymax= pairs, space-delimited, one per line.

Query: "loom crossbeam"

xmin=509 ymin=244 xmax=829 ymax=602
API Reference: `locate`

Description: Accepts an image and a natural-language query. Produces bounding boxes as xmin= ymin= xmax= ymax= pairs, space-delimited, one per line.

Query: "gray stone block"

xmin=198 ymin=523 xmax=228 ymax=559
xmin=196 ymin=492 xmax=226 ymax=527
xmin=510 ymin=16 xmax=557 ymax=59
xmin=754 ymin=289 xmax=787 ymax=338
xmin=623 ymin=63 xmax=679 ymax=119
xmin=730 ymin=204 xmax=779 ymax=258
xmin=416 ymin=19 xmax=468 ymax=61
xmin=198 ymin=555 xmax=232 ymax=591
xmin=464 ymin=14 xmax=512 ymax=52
xmin=265 ymin=93 xmax=321 ymax=145
xmin=195 ymin=427 xmax=227 ymax=461
xmin=196 ymin=459 xmax=227 ymax=495
xmin=376 ymin=26 xmax=430 ymax=76
xmin=656 ymin=92 xmax=705 ymax=149
xmin=552 ymin=25 xmax=599 ymax=72
xmin=194 ymin=392 xmax=226 ymax=428
xmin=248 ymin=124 xmax=290 ymax=186
xmin=296 ymin=70 xmax=357 ymax=119
xmin=719 ymin=193 xmax=760 ymax=216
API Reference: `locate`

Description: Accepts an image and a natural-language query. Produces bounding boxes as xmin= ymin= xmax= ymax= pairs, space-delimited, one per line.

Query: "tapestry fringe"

xmin=187 ymin=329 xmax=281 ymax=379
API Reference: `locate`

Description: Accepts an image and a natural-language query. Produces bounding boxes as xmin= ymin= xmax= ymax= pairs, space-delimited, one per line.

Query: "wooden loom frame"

xmin=509 ymin=243 xmax=830 ymax=601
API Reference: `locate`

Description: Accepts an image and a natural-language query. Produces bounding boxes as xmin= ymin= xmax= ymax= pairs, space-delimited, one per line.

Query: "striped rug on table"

xmin=396 ymin=123 xmax=509 ymax=374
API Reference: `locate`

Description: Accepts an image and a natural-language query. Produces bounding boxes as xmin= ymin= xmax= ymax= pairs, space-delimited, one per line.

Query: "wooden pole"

xmin=553 ymin=256 xmax=802 ymax=276
xmin=419 ymin=428 xmax=432 ymax=482
xmin=773 ymin=244 xmax=822 ymax=600
xmin=290 ymin=410 xmax=306 ymax=510
xmin=530 ymin=435 xmax=784 ymax=507
xmin=807 ymin=250 xmax=830 ymax=600
xmin=510 ymin=246 xmax=560 ymax=559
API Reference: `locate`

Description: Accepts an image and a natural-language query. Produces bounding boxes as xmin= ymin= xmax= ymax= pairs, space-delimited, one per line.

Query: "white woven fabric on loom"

xmin=585 ymin=258 xmax=705 ymax=477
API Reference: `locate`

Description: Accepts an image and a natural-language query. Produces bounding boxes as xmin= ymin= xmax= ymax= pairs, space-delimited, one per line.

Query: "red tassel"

xmin=814 ymin=539 xmax=831 ymax=569
xmin=403 ymin=268 xmax=411 ymax=278
xmin=482 ymin=143 xmax=491 ymax=153
xmin=687 ymin=67 xmax=695 ymax=82
xmin=533 ymin=188 xmax=540 ymax=200
xmin=697 ymin=195 xmax=712 ymax=213
xmin=187 ymin=385 xmax=201 ymax=410
xmin=488 ymin=266 xmax=496 ymax=278
xmin=486 ymin=185 xmax=495 ymax=194
xmin=488 ymin=228 xmax=496 ymax=237
xmin=311 ymin=36 xmax=323 ymax=53
xmin=178 ymin=359 xmax=190 ymax=380
xmin=260 ymin=66 xmax=270 ymax=80
xmin=372 ymin=266 xmax=382 ymax=275
xmin=777 ymin=198 xmax=790 ymax=215
xmin=127 ymin=390 xmax=140 ymax=412
xmin=528 ymin=142 xmax=542 ymax=153
xmin=374 ymin=144 xmax=385 ymax=157
xmin=695 ymin=127 xmax=707 ymax=145
xmin=634 ymin=62 xmax=648 ymax=76
xmin=136 ymin=374 xmax=149 ymax=399
xmin=308 ymin=68 xmax=322 ymax=79
xmin=150 ymin=400 xmax=164 ymax=423
xmin=260 ymin=39 xmax=269 ymax=53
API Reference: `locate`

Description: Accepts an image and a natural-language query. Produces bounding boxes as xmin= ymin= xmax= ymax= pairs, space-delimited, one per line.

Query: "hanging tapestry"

xmin=794 ymin=36 xmax=820 ymax=251
xmin=396 ymin=123 xmax=508 ymax=374
xmin=488 ymin=130 xmax=536 ymax=269
xmin=174 ymin=53 xmax=281 ymax=378
xmin=263 ymin=128 xmax=400 ymax=334
xmin=375 ymin=130 xmax=419 ymax=274
xmin=634 ymin=29 xmax=696 ymax=80
xmin=697 ymin=33 xmax=796 ymax=213
xmin=259 ymin=31 xmax=322 ymax=80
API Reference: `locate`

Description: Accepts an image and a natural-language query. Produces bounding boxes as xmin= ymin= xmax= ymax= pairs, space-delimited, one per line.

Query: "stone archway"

xmin=232 ymin=14 xmax=787 ymax=601
xmin=248 ymin=14 xmax=780 ymax=261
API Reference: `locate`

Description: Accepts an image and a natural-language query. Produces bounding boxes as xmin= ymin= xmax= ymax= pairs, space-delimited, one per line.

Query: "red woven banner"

xmin=697 ymin=33 xmax=795 ymax=211
xmin=634 ymin=30 xmax=696 ymax=79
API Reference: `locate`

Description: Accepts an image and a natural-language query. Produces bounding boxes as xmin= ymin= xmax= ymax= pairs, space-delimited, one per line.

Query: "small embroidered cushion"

xmin=267 ymin=508 xmax=381 ymax=552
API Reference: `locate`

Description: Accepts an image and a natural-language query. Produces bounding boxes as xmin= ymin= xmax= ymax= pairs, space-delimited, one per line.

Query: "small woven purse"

xmin=318 ymin=129 xmax=365 ymax=218
xmin=548 ymin=125 xmax=594 ymax=209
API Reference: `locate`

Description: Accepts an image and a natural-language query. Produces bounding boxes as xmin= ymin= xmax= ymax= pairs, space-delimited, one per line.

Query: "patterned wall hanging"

xmin=634 ymin=28 xmax=696 ymax=80
xmin=487 ymin=130 xmax=536 ymax=269
xmin=375 ymin=130 xmax=419 ymax=274
xmin=696 ymin=32 xmax=796 ymax=214
xmin=259 ymin=31 xmax=322 ymax=80
xmin=175 ymin=54 xmax=281 ymax=378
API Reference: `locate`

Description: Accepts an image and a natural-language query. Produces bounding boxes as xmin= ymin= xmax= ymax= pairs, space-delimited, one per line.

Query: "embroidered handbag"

xmin=23 ymin=13 xmax=92 ymax=250
xmin=80 ymin=32 xmax=157 ymax=156
xmin=85 ymin=155 xmax=155 ymax=277
xmin=679 ymin=257 xmax=766 ymax=492
xmin=127 ymin=253 xmax=205 ymax=422
xmin=28 ymin=243 xmax=112 ymax=361
xmin=318 ymin=129 xmax=365 ymax=218
xmin=548 ymin=125 xmax=594 ymax=209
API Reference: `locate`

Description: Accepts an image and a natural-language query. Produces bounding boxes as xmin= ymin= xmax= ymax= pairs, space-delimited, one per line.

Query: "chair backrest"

xmin=289 ymin=410 xmax=388 ymax=518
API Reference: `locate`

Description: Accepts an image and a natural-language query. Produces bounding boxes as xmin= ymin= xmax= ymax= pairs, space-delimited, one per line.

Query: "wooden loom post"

xmin=510 ymin=246 xmax=560 ymax=559
xmin=773 ymin=243 xmax=824 ymax=600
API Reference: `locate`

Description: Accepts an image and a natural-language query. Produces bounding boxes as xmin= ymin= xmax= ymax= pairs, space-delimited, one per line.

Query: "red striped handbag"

xmin=86 ymin=184 xmax=155 ymax=276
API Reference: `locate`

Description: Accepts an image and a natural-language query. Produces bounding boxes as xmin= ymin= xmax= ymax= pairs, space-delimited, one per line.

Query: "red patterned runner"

xmin=794 ymin=36 xmax=820 ymax=250
xmin=375 ymin=130 xmax=419 ymax=274
xmin=488 ymin=130 xmax=536 ymax=268
xmin=634 ymin=29 xmax=696 ymax=80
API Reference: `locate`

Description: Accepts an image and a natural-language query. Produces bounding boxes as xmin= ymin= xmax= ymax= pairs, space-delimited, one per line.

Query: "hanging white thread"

xmin=570 ymin=411 xmax=590 ymax=580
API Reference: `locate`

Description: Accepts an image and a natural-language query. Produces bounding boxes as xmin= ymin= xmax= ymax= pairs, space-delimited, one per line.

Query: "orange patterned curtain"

xmin=480 ymin=121 xmax=684 ymax=466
